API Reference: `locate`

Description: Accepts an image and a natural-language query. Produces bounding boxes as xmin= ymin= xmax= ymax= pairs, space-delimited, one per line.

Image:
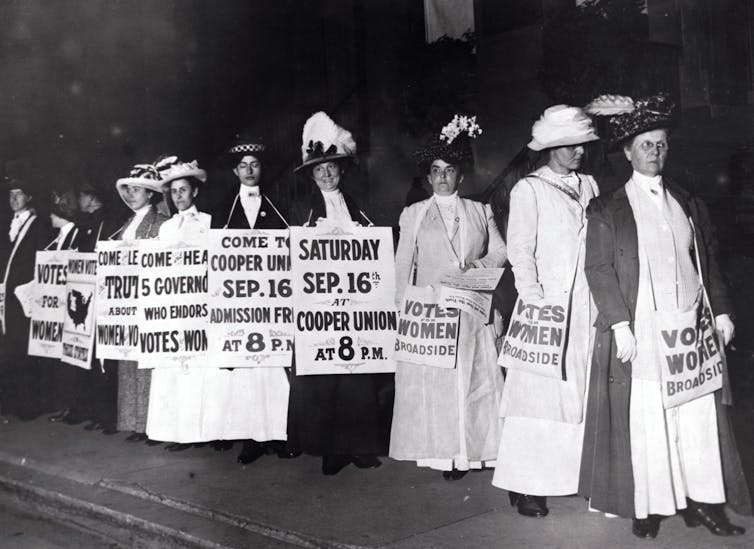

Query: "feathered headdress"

xmin=294 ymin=112 xmax=357 ymax=172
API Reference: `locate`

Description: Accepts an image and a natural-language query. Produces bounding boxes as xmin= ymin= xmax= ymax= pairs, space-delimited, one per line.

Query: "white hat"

xmin=158 ymin=157 xmax=207 ymax=187
xmin=115 ymin=162 xmax=165 ymax=208
xmin=527 ymin=105 xmax=599 ymax=151
xmin=294 ymin=112 xmax=357 ymax=172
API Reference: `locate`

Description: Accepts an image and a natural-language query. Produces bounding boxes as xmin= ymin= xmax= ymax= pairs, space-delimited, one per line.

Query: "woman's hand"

xmin=613 ymin=325 xmax=637 ymax=364
xmin=715 ymin=314 xmax=735 ymax=346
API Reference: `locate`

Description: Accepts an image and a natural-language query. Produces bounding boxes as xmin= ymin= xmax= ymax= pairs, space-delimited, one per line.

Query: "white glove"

xmin=613 ymin=325 xmax=637 ymax=364
xmin=715 ymin=314 xmax=735 ymax=346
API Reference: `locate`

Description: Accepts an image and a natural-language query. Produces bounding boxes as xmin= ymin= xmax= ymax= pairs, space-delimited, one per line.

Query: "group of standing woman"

xmin=13 ymin=96 xmax=751 ymax=541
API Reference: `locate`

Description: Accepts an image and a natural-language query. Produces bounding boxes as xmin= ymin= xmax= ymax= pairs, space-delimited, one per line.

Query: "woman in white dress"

xmin=492 ymin=106 xmax=599 ymax=517
xmin=390 ymin=115 xmax=507 ymax=480
xmin=146 ymin=158 xmax=213 ymax=449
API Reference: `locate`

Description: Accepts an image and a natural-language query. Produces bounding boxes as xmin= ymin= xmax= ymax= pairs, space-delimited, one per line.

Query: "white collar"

xmin=240 ymin=184 xmax=260 ymax=197
xmin=177 ymin=205 xmax=198 ymax=217
xmin=632 ymin=170 xmax=663 ymax=194
xmin=59 ymin=221 xmax=75 ymax=234
xmin=433 ymin=191 xmax=458 ymax=205
xmin=321 ymin=188 xmax=343 ymax=199
xmin=132 ymin=203 xmax=152 ymax=218
xmin=13 ymin=209 xmax=31 ymax=222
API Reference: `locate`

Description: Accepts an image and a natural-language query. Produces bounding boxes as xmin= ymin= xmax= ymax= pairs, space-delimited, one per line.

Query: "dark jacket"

xmin=293 ymin=190 xmax=371 ymax=227
xmin=113 ymin=206 xmax=168 ymax=240
xmin=74 ymin=207 xmax=122 ymax=252
xmin=1 ymin=212 xmax=48 ymax=341
xmin=578 ymin=181 xmax=752 ymax=518
xmin=212 ymin=191 xmax=288 ymax=230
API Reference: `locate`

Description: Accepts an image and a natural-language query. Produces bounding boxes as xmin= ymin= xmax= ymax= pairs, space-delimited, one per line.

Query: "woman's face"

xmin=233 ymin=154 xmax=262 ymax=187
xmin=124 ymin=185 xmax=152 ymax=210
xmin=311 ymin=161 xmax=341 ymax=192
xmin=427 ymin=159 xmax=463 ymax=196
xmin=170 ymin=178 xmax=198 ymax=212
xmin=548 ymin=145 xmax=585 ymax=174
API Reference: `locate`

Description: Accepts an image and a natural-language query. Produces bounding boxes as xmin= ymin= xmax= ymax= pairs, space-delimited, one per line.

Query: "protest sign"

xmin=291 ymin=226 xmax=397 ymax=375
xmin=207 ymin=229 xmax=293 ymax=368
xmin=136 ymin=240 xmax=209 ymax=368
xmin=28 ymin=250 xmax=69 ymax=358
xmin=395 ymin=285 xmax=459 ymax=368
xmin=498 ymin=296 xmax=569 ymax=379
xmin=658 ymin=298 xmax=724 ymax=408
xmin=95 ymin=240 xmax=140 ymax=360
xmin=61 ymin=253 xmax=97 ymax=369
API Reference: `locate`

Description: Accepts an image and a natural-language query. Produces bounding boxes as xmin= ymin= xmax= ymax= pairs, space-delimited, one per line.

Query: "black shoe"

xmin=145 ymin=438 xmax=162 ymax=447
xmin=48 ymin=409 xmax=70 ymax=422
xmin=102 ymin=427 xmax=118 ymax=435
xmin=125 ymin=432 xmax=148 ymax=442
xmin=237 ymin=441 xmax=265 ymax=464
xmin=509 ymin=492 xmax=548 ymax=517
xmin=165 ymin=443 xmax=192 ymax=452
xmin=83 ymin=420 xmax=103 ymax=431
xmin=212 ymin=440 xmax=234 ymax=452
xmin=632 ymin=516 xmax=661 ymax=539
xmin=683 ymin=500 xmax=745 ymax=536
xmin=442 ymin=469 xmax=468 ymax=481
xmin=322 ymin=455 xmax=350 ymax=475
xmin=351 ymin=455 xmax=381 ymax=469
xmin=264 ymin=440 xmax=300 ymax=458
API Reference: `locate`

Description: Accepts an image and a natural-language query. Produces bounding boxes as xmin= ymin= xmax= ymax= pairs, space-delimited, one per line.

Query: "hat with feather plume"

xmin=294 ymin=112 xmax=357 ymax=172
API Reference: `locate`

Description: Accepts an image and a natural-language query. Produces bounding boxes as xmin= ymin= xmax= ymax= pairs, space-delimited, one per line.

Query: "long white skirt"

xmin=492 ymin=416 xmax=585 ymax=495
xmin=630 ymin=380 xmax=725 ymax=518
xmin=390 ymin=315 xmax=503 ymax=470
xmin=146 ymin=367 xmax=289 ymax=443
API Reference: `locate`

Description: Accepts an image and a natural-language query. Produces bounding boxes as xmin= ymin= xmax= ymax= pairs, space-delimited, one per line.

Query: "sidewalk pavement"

xmin=0 ymin=416 xmax=752 ymax=549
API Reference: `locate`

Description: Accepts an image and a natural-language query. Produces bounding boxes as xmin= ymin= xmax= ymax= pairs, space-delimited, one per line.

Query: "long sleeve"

xmin=584 ymin=200 xmax=632 ymax=332
xmin=506 ymin=179 xmax=543 ymax=301
xmin=472 ymin=203 xmax=507 ymax=268
xmin=690 ymin=196 xmax=733 ymax=316
xmin=394 ymin=205 xmax=417 ymax=309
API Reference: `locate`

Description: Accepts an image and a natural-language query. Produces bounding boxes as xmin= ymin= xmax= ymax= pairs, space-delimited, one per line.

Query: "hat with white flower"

xmin=294 ymin=111 xmax=357 ymax=172
xmin=527 ymin=105 xmax=599 ymax=151
xmin=414 ymin=114 xmax=482 ymax=171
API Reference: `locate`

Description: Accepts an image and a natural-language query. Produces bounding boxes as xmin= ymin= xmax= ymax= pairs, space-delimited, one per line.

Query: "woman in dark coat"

xmin=287 ymin=111 xmax=381 ymax=475
xmin=579 ymin=94 xmax=751 ymax=539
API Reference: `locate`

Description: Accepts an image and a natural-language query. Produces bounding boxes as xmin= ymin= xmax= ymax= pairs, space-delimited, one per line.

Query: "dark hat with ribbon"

xmin=586 ymin=93 xmax=676 ymax=148
xmin=414 ymin=114 xmax=482 ymax=172
xmin=226 ymin=130 xmax=267 ymax=167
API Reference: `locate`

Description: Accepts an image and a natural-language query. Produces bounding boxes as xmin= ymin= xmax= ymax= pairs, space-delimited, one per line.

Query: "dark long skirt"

xmin=286 ymin=373 xmax=383 ymax=456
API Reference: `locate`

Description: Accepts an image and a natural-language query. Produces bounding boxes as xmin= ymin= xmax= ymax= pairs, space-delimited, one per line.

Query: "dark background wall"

xmin=1 ymin=0 xmax=754 ymax=230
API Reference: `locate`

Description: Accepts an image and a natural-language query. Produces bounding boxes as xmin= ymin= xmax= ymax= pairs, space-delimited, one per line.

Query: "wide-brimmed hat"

xmin=115 ymin=162 xmax=165 ymax=207
xmin=156 ymin=156 xmax=207 ymax=187
xmin=414 ymin=114 xmax=482 ymax=172
xmin=527 ymin=105 xmax=599 ymax=151
xmin=294 ymin=112 xmax=357 ymax=173
xmin=601 ymin=93 xmax=676 ymax=147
